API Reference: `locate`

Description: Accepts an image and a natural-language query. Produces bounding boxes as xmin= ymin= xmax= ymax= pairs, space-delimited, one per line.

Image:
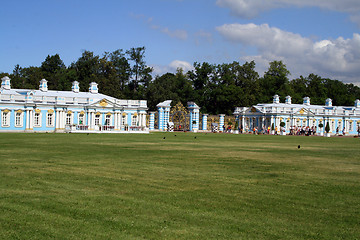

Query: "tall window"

xmin=34 ymin=112 xmax=41 ymax=127
xmin=78 ymin=114 xmax=85 ymax=125
xmin=132 ymin=115 xmax=137 ymax=126
xmin=47 ymin=113 xmax=54 ymax=127
xmin=15 ymin=112 xmax=23 ymax=127
xmin=1 ymin=111 xmax=10 ymax=127
xmin=105 ymin=115 xmax=111 ymax=126
xmin=122 ymin=115 xmax=127 ymax=126
xmin=66 ymin=113 xmax=72 ymax=125
xmin=95 ymin=114 xmax=100 ymax=125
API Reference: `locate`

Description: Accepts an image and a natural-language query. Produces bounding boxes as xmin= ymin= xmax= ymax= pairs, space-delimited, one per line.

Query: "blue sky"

xmin=1 ymin=0 xmax=360 ymax=84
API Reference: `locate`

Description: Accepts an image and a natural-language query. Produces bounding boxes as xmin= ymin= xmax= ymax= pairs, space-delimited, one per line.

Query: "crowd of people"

xmin=223 ymin=124 xmax=360 ymax=137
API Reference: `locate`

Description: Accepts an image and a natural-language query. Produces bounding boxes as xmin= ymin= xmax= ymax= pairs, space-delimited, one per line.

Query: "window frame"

xmin=15 ymin=111 xmax=24 ymax=128
xmin=46 ymin=112 xmax=54 ymax=127
xmin=34 ymin=112 xmax=42 ymax=127
xmin=1 ymin=110 xmax=10 ymax=127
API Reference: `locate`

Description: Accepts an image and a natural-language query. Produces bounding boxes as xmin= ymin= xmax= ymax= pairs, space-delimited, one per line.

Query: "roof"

xmin=1 ymin=88 xmax=114 ymax=101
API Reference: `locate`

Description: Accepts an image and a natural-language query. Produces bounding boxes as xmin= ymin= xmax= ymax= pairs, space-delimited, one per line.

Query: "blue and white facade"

xmin=0 ymin=76 xmax=148 ymax=133
xmin=234 ymin=95 xmax=360 ymax=135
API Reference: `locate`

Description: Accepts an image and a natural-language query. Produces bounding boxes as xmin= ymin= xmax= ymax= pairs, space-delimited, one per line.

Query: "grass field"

xmin=0 ymin=132 xmax=359 ymax=239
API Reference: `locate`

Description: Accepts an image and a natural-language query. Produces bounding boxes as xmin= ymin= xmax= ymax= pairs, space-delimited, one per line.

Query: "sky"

xmin=1 ymin=0 xmax=360 ymax=85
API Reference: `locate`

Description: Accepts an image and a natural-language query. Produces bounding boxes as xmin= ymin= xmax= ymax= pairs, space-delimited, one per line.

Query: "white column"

xmin=91 ymin=112 xmax=95 ymax=128
xmin=26 ymin=110 xmax=31 ymax=130
xmin=55 ymin=110 xmax=59 ymax=129
xmin=59 ymin=111 xmax=63 ymax=129
xmin=29 ymin=110 xmax=33 ymax=130
xmin=61 ymin=111 xmax=65 ymax=129
xmin=114 ymin=112 xmax=118 ymax=129
xmin=143 ymin=114 xmax=146 ymax=127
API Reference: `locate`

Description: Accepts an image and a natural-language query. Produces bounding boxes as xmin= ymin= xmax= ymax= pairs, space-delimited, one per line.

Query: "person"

xmin=358 ymin=126 xmax=360 ymax=137
xmin=336 ymin=126 xmax=339 ymax=136
xmin=342 ymin=128 xmax=346 ymax=136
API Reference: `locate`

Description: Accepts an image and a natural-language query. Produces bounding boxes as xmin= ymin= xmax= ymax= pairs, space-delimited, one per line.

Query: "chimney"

xmin=1 ymin=76 xmax=11 ymax=90
xmin=303 ymin=97 xmax=310 ymax=106
xmin=72 ymin=81 xmax=80 ymax=93
xmin=285 ymin=96 xmax=292 ymax=104
xmin=273 ymin=94 xmax=280 ymax=104
xmin=355 ymin=99 xmax=360 ymax=108
xmin=39 ymin=79 xmax=48 ymax=92
xmin=89 ymin=82 xmax=98 ymax=94
xmin=325 ymin=98 xmax=332 ymax=107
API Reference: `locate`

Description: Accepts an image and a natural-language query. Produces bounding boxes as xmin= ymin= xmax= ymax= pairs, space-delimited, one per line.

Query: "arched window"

xmin=95 ymin=113 xmax=101 ymax=125
xmin=1 ymin=110 xmax=10 ymax=127
xmin=66 ymin=113 xmax=72 ymax=125
xmin=78 ymin=113 xmax=85 ymax=125
xmin=15 ymin=111 xmax=23 ymax=127
xmin=105 ymin=115 xmax=111 ymax=126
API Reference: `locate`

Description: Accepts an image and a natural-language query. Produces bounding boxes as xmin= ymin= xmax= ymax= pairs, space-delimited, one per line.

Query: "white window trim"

xmin=15 ymin=112 xmax=24 ymax=128
xmin=132 ymin=115 xmax=138 ymax=126
xmin=34 ymin=112 xmax=42 ymax=127
xmin=66 ymin=113 xmax=73 ymax=126
xmin=46 ymin=113 xmax=54 ymax=127
xmin=1 ymin=111 xmax=10 ymax=127
xmin=78 ymin=114 xmax=85 ymax=125
xmin=105 ymin=115 xmax=112 ymax=126
xmin=95 ymin=114 xmax=101 ymax=126
xmin=121 ymin=115 xmax=127 ymax=126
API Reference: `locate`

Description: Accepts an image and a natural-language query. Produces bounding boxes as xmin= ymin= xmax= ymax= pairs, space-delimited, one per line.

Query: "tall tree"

xmin=126 ymin=47 xmax=153 ymax=96
xmin=104 ymin=49 xmax=131 ymax=95
xmin=71 ymin=51 xmax=101 ymax=92
xmin=41 ymin=54 xmax=67 ymax=90
xmin=259 ymin=60 xmax=291 ymax=102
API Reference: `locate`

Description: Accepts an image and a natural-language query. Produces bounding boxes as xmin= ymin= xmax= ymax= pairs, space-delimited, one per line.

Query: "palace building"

xmin=0 ymin=76 xmax=148 ymax=133
xmin=234 ymin=95 xmax=360 ymax=135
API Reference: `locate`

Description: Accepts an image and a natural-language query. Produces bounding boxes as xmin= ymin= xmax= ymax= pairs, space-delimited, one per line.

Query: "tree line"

xmin=1 ymin=47 xmax=360 ymax=115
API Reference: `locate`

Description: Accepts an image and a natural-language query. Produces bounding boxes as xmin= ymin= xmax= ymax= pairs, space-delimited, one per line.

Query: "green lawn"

xmin=0 ymin=132 xmax=359 ymax=239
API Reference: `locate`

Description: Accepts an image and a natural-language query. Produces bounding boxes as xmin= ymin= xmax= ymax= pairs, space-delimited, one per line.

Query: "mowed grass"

xmin=0 ymin=132 xmax=359 ymax=239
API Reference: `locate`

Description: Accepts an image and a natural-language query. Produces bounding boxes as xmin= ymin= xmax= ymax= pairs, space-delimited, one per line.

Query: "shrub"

xmin=325 ymin=122 xmax=330 ymax=133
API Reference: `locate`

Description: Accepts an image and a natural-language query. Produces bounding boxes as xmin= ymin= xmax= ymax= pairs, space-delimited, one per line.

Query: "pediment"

xmin=295 ymin=107 xmax=314 ymax=115
xmin=89 ymin=98 xmax=118 ymax=108
xmin=245 ymin=106 xmax=262 ymax=114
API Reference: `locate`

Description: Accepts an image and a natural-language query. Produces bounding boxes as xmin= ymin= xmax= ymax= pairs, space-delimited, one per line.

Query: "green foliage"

xmin=325 ymin=122 xmax=330 ymax=133
xmin=4 ymin=52 xmax=360 ymax=114
xmin=280 ymin=122 xmax=285 ymax=127
xmin=319 ymin=123 xmax=324 ymax=128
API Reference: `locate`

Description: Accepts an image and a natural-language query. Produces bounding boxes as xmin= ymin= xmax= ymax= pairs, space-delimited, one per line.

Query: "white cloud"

xmin=151 ymin=60 xmax=194 ymax=76
xmin=216 ymin=0 xmax=360 ymax=26
xmin=216 ymin=23 xmax=360 ymax=83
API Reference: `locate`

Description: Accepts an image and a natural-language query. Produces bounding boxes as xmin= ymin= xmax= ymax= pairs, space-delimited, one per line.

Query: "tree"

xmin=188 ymin=62 xmax=215 ymax=113
xmin=325 ymin=122 xmax=330 ymax=133
xmin=104 ymin=49 xmax=131 ymax=95
xmin=41 ymin=54 xmax=67 ymax=90
xmin=126 ymin=47 xmax=153 ymax=95
xmin=71 ymin=51 xmax=101 ymax=92
xmin=259 ymin=60 xmax=291 ymax=102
